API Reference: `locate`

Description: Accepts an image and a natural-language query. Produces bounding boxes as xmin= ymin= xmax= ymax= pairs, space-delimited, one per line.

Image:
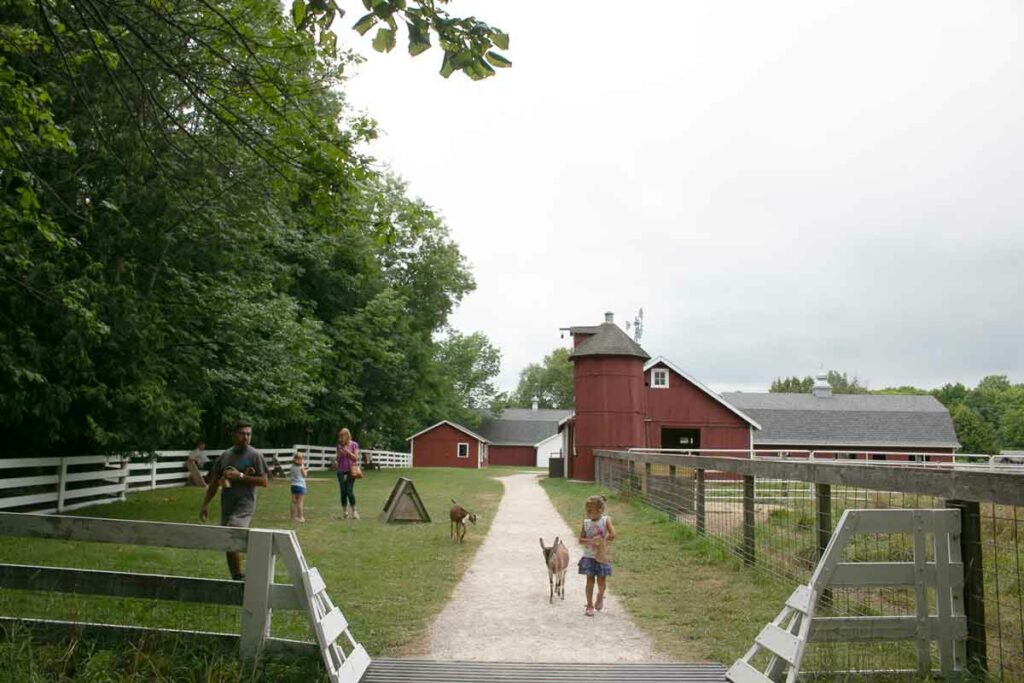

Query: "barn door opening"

xmin=661 ymin=428 xmax=700 ymax=451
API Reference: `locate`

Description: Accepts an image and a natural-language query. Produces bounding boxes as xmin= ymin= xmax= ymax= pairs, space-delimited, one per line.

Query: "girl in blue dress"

xmin=578 ymin=494 xmax=616 ymax=616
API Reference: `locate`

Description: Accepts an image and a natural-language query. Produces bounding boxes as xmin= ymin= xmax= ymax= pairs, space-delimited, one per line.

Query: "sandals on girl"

xmin=595 ymin=596 xmax=604 ymax=611
xmin=584 ymin=607 xmax=596 ymax=617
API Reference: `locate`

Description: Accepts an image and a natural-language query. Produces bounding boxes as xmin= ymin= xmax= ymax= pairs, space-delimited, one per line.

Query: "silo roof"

xmin=569 ymin=322 xmax=650 ymax=360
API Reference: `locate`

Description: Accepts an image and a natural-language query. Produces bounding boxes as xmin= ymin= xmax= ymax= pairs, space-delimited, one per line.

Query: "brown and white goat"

xmin=449 ymin=499 xmax=477 ymax=543
xmin=539 ymin=537 xmax=569 ymax=603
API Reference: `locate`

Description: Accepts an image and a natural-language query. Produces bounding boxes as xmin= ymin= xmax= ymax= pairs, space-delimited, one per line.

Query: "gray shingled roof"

xmin=720 ymin=392 xmax=960 ymax=448
xmin=474 ymin=408 xmax=570 ymax=446
xmin=569 ymin=322 xmax=650 ymax=360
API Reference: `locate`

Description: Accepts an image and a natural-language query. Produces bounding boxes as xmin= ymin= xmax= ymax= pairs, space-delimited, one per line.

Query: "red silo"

xmin=568 ymin=312 xmax=650 ymax=481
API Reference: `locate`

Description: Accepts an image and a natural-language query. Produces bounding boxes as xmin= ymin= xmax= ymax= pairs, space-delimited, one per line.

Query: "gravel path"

xmin=423 ymin=472 xmax=660 ymax=662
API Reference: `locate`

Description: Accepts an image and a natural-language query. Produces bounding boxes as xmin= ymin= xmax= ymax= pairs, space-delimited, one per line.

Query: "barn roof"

xmin=719 ymin=392 xmax=960 ymax=449
xmin=475 ymin=408 xmax=570 ymax=446
xmin=406 ymin=420 xmax=490 ymax=443
xmin=569 ymin=322 xmax=650 ymax=360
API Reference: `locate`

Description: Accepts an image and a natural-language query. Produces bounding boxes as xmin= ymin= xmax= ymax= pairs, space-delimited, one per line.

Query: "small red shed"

xmin=407 ymin=421 xmax=489 ymax=469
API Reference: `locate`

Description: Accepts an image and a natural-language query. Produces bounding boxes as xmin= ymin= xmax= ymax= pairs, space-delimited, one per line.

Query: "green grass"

xmin=0 ymin=468 xmax=503 ymax=679
xmin=539 ymin=476 xmax=791 ymax=664
xmin=0 ymin=621 xmax=326 ymax=682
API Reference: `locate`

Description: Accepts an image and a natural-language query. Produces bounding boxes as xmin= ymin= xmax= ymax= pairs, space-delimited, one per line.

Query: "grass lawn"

xmin=0 ymin=467 xmax=505 ymax=680
xmin=540 ymin=476 xmax=792 ymax=665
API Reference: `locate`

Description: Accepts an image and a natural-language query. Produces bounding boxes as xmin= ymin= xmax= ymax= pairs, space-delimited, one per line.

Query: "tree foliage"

xmin=770 ymin=371 xmax=868 ymax=394
xmin=500 ymin=347 xmax=574 ymax=409
xmin=295 ymin=0 xmax=510 ymax=80
xmin=949 ymin=405 xmax=1000 ymax=455
xmin=0 ymin=0 xmax=500 ymax=455
xmin=430 ymin=330 xmax=502 ymax=425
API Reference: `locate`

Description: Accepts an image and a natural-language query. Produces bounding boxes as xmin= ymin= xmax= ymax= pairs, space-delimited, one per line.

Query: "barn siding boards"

xmin=487 ymin=446 xmax=535 ymax=467
xmin=643 ymin=358 xmax=758 ymax=452
xmin=571 ymin=355 xmax=648 ymax=481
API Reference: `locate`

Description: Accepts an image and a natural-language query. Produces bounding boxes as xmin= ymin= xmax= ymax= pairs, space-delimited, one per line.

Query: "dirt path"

xmin=422 ymin=472 xmax=661 ymax=662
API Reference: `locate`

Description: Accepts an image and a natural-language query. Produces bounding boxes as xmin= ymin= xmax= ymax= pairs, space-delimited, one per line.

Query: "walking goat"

xmin=449 ymin=499 xmax=477 ymax=543
xmin=539 ymin=537 xmax=569 ymax=603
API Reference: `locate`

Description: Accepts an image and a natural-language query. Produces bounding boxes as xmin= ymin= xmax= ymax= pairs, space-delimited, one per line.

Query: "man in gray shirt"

xmin=199 ymin=421 xmax=269 ymax=580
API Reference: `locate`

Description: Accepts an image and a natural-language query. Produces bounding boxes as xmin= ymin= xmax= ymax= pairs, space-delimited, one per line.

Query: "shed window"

xmin=457 ymin=442 xmax=469 ymax=458
xmin=652 ymin=368 xmax=669 ymax=388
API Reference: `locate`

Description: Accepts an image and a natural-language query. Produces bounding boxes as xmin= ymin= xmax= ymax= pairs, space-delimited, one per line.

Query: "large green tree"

xmin=0 ymin=0 xmax=496 ymax=455
xmin=429 ymin=330 xmax=502 ymax=425
xmin=949 ymin=404 xmax=1000 ymax=455
xmin=502 ymin=347 xmax=574 ymax=409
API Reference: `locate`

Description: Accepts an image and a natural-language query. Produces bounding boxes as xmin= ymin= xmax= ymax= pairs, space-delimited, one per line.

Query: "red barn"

xmin=562 ymin=312 xmax=960 ymax=480
xmin=407 ymin=421 xmax=489 ymax=469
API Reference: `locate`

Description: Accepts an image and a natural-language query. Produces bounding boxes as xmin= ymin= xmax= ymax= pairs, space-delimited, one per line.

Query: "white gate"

xmin=728 ymin=508 xmax=967 ymax=682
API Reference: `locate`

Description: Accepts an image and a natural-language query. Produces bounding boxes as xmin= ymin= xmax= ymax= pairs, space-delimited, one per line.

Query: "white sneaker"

xmin=352 ymin=508 xmax=360 ymax=520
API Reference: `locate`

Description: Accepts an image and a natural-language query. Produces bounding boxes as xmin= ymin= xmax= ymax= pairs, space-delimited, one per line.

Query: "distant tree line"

xmin=0 ymin=0 xmax=503 ymax=456
xmin=771 ymin=372 xmax=1023 ymax=454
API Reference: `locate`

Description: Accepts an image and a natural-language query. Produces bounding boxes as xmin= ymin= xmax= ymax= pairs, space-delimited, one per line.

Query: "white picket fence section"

xmin=0 ymin=446 xmax=413 ymax=514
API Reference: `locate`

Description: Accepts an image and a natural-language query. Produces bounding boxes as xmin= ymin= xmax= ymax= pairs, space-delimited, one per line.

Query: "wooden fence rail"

xmin=0 ymin=511 xmax=370 ymax=680
xmin=0 ymin=446 xmax=413 ymax=515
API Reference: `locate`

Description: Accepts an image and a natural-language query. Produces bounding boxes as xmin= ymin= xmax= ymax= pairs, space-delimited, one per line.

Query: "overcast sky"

xmin=344 ymin=0 xmax=1024 ymax=394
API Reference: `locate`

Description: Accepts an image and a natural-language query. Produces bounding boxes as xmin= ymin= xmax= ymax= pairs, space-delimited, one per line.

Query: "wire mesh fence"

xmin=596 ymin=451 xmax=1024 ymax=680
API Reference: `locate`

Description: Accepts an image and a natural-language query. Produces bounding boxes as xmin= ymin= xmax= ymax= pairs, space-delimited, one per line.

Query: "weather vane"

xmin=632 ymin=308 xmax=644 ymax=343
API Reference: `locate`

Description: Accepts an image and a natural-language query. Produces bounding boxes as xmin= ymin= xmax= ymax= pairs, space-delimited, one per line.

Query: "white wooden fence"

xmin=0 ymin=446 xmax=413 ymax=514
xmin=728 ymin=508 xmax=966 ymax=682
xmin=0 ymin=511 xmax=370 ymax=680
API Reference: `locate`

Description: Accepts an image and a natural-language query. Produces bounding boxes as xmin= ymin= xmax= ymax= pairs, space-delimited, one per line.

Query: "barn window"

xmin=652 ymin=368 xmax=669 ymax=388
xmin=457 ymin=443 xmax=469 ymax=458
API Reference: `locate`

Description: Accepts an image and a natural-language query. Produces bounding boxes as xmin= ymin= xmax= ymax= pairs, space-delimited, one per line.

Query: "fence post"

xmin=946 ymin=499 xmax=987 ymax=675
xmin=815 ymin=483 xmax=832 ymax=561
xmin=56 ymin=458 xmax=68 ymax=513
xmin=642 ymin=462 xmax=650 ymax=496
xmin=119 ymin=456 xmax=129 ymax=501
xmin=150 ymin=456 xmax=157 ymax=490
xmin=816 ymin=482 xmax=832 ymax=605
xmin=742 ymin=475 xmax=755 ymax=566
xmin=696 ymin=469 xmax=706 ymax=535
xmin=240 ymin=529 xmax=275 ymax=662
